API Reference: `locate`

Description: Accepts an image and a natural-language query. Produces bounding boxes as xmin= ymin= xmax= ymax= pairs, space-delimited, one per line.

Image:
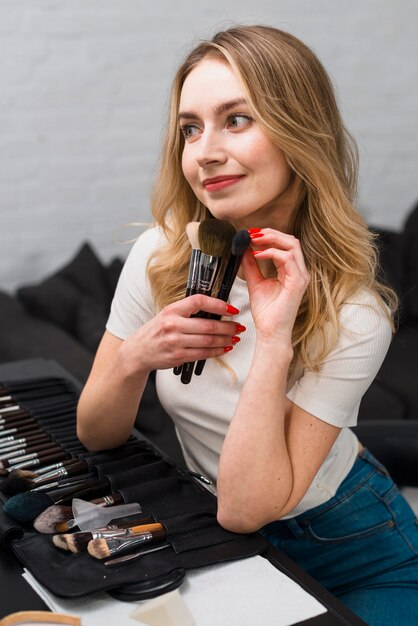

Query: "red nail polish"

xmin=224 ymin=346 xmax=233 ymax=353
xmin=226 ymin=304 xmax=240 ymax=314
xmin=249 ymin=233 xmax=264 ymax=239
xmin=235 ymin=324 xmax=246 ymax=333
xmin=251 ymin=250 xmax=262 ymax=255
xmin=231 ymin=336 xmax=240 ymax=344
xmin=248 ymin=227 xmax=261 ymax=233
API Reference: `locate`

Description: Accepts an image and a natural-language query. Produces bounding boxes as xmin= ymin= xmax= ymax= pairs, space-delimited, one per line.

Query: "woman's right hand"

xmin=119 ymin=294 xmax=244 ymax=377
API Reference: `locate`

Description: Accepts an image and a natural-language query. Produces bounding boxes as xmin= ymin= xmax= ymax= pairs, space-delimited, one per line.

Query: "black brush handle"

xmin=180 ymin=310 xmax=211 ymax=384
xmin=195 ymin=251 xmax=244 ymax=376
xmin=174 ymin=249 xmax=201 ymax=376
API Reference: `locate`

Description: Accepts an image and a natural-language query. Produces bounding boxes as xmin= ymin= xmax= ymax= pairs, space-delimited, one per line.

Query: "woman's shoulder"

xmin=338 ymin=288 xmax=393 ymax=342
xmin=127 ymin=225 xmax=167 ymax=264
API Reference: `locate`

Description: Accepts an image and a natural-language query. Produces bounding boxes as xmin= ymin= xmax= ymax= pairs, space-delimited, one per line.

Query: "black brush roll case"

xmin=0 ymin=376 xmax=267 ymax=600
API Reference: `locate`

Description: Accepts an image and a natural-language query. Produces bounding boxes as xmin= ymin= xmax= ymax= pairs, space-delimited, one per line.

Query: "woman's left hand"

xmin=241 ymin=228 xmax=310 ymax=341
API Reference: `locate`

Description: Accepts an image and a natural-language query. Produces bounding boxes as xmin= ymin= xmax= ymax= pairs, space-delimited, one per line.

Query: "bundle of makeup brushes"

xmin=174 ymin=218 xmax=251 ymax=384
xmin=0 ymin=378 xmax=83 ymax=477
xmin=51 ymin=513 xmax=170 ymax=565
xmin=1 ymin=445 xmax=159 ymax=524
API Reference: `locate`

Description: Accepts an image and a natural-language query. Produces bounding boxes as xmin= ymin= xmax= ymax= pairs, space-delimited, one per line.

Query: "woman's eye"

xmin=180 ymin=124 xmax=200 ymax=139
xmin=227 ymin=115 xmax=252 ymax=129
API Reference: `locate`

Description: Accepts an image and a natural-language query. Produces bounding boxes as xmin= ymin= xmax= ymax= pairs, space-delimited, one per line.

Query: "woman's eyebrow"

xmin=178 ymin=98 xmax=248 ymax=121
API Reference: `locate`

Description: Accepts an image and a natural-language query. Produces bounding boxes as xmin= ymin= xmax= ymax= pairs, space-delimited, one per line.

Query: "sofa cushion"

xmin=0 ymin=291 xmax=93 ymax=383
xmin=401 ymin=202 xmax=418 ymax=322
xmin=16 ymin=242 xmax=122 ymax=352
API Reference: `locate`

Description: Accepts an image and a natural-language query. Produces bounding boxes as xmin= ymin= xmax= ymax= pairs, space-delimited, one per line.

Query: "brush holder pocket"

xmin=0 ymin=375 xmax=268 ymax=601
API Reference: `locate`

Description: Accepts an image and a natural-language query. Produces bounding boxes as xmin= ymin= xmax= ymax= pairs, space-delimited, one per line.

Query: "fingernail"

xmin=231 ymin=336 xmax=240 ymax=344
xmin=235 ymin=324 xmax=246 ymax=333
xmin=248 ymin=228 xmax=261 ymax=233
xmin=224 ymin=346 xmax=233 ymax=353
xmin=226 ymin=304 xmax=240 ymax=314
xmin=251 ymin=250 xmax=262 ymax=255
xmin=249 ymin=233 xmax=264 ymax=239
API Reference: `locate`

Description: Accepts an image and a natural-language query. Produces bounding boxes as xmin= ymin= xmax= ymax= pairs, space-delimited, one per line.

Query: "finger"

xmin=252 ymin=248 xmax=308 ymax=286
xmin=241 ymin=248 xmax=265 ymax=291
xmin=169 ymin=345 xmax=235 ymax=368
xmin=249 ymin=228 xmax=298 ymax=250
xmin=250 ymin=230 xmax=307 ymax=277
xmin=179 ymin=317 xmax=243 ymax=337
xmin=168 ymin=294 xmax=240 ymax=318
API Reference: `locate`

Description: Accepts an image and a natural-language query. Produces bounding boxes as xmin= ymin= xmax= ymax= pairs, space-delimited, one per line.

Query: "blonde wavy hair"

xmin=148 ymin=24 xmax=397 ymax=372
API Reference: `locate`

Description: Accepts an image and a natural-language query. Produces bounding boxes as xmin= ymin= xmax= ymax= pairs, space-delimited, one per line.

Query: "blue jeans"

xmin=260 ymin=448 xmax=418 ymax=625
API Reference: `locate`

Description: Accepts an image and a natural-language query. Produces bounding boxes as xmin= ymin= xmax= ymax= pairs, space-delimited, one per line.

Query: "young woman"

xmin=77 ymin=25 xmax=418 ymax=624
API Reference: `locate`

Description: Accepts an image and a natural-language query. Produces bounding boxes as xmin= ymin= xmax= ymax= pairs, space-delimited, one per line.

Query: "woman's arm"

xmin=216 ymin=230 xmax=341 ymax=532
xmin=77 ymin=295 xmax=243 ymax=451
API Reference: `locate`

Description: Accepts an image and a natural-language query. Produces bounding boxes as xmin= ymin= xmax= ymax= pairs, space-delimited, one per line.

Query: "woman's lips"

xmin=202 ymin=175 xmax=244 ymax=192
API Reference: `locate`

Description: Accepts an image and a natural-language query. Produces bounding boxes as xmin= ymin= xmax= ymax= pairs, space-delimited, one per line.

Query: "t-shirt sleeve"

xmin=106 ymin=228 xmax=162 ymax=340
xmin=286 ymin=292 xmax=393 ymax=428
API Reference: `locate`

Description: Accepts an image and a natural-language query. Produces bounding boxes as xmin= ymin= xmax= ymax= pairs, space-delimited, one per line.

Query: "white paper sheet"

xmin=22 ymin=555 xmax=327 ymax=626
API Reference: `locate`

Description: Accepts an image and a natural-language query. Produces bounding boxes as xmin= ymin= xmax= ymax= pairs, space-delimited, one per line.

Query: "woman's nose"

xmin=195 ymin=129 xmax=227 ymax=167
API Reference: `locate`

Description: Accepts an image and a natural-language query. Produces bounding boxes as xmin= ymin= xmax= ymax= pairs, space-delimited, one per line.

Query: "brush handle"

xmin=54 ymin=478 xmax=110 ymax=504
xmin=0 ymin=441 xmax=62 ymax=461
xmin=32 ymin=457 xmax=80 ymax=475
xmin=0 ymin=433 xmax=51 ymax=452
xmin=0 ymin=426 xmax=44 ymax=444
xmin=174 ymin=248 xmax=201 ymax=376
xmin=104 ymin=541 xmax=170 ymax=566
xmin=180 ymin=311 xmax=210 ymax=383
xmin=6 ymin=446 xmax=64 ymax=466
xmin=9 ymin=450 xmax=67 ymax=471
xmin=195 ymin=253 xmax=244 ymax=375
xmin=0 ymin=424 xmax=45 ymax=439
xmin=32 ymin=460 xmax=89 ymax=485
xmin=0 ymin=418 xmax=35 ymax=431
xmin=97 ymin=522 xmax=164 ymax=538
xmin=90 ymin=492 xmax=125 ymax=507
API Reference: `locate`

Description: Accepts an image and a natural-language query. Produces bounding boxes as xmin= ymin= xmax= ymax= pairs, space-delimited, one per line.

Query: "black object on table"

xmin=0 ymin=358 xmax=366 ymax=625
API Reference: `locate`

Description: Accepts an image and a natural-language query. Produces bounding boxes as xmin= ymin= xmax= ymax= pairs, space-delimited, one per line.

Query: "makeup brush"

xmin=104 ymin=542 xmax=171 ymax=566
xmin=37 ymin=491 xmax=131 ymax=534
xmin=1 ymin=460 xmax=89 ymax=495
xmin=0 ymin=446 xmax=67 ymax=475
xmin=194 ymin=229 xmax=251 ymax=375
xmin=174 ymin=221 xmax=201 ymax=376
xmin=3 ymin=477 xmax=110 ymax=523
xmin=33 ymin=505 xmax=74 ymax=534
xmin=55 ymin=516 xmax=156 ymax=553
xmin=0 ymin=440 xmax=63 ymax=463
xmin=0 ymin=432 xmax=52 ymax=453
xmin=87 ymin=525 xmax=167 ymax=560
xmin=52 ymin=492 xmax=127 ymax=532
xmin=181 ymin=219 xmax=236 ymax=384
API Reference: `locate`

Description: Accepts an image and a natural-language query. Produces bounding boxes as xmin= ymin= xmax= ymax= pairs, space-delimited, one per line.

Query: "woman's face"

xmin=179 ymin=57 xmax=298 ymax=231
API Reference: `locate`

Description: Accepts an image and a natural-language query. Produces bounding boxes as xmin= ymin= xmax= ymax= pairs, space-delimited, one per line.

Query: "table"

xmin=0 ymin=358 xmax=366 ymax=625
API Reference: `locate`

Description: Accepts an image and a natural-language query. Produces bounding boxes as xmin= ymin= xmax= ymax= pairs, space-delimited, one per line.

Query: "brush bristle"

xmin=198 ymin=219 xmax=236 ymax=258
xmin=67 ymin=533 xmax=91 ymax=554
xmin=87 ymin=538 xmax=110 ymax=559
xmin=52 ymin=534 xmax=70 ymax=551
xmin=9 ymin=468 xmax=37 ymax=478
xmin=3 ymin=491 xmax=52 ymax=523
xmin=0 ymin=474 xmax=35 ymax=496
xmin=231 ymin=229 xmax=251 ymax=256
xmin=54 ymin=517 xmax=78 ymax=533
xmin=185 ymin=221 xmax=201 ymax=249
xmin=33 ymin=504 xmax=73 ymax=534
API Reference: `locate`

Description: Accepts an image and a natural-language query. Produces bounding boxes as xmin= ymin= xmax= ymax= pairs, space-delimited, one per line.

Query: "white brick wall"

xmin=0 ymin=0 xmax=417 ymax=291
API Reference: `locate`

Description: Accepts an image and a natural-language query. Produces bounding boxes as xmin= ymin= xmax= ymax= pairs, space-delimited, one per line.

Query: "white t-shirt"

xmin=107 ymin=227 xmax=392 ymax=518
